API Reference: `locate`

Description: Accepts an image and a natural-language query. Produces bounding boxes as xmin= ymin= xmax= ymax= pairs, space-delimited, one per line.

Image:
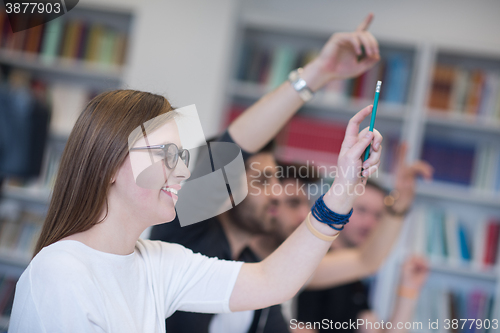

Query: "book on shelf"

xmin=40 ymin=18 xmax=63 ymax=64
xmin=225 ymin=104 xmax=402 ymax=176
xmin=236 ymin=40 xmax=411 ymax=106
xmin=274 ymin=115 xmax=346 ymax=167
xmin=428 ymin=63 xmax=500 ymax=123
xmin=411 ymin=205 xmax=500 ymax=269
xmin=0 ymin=207 xmax=43 ymax=262
xmin=378 ymin=136 xmax=400 ymax=174
xmin=421 ymin=138 xmax=476 ymax=186
xmin=0 ymin=10 xmax=128 ymax=68
xmin=225 ymin=104 xmax=348 ymax=167
xmin=471 ymin=143 xmax=500 ymax=194
xmin=0 ymin=275 xmax=17 ymax=319
xmin=416 ymin=287 xmax=494 ymax=333
xmin=381 ymin=53 xmax=411 ymax=104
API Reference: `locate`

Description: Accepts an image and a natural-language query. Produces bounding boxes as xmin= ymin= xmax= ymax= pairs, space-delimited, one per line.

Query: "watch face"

xmin=289 ymin=69 xmax=313 ymax=102
xmin=295 ymin=80 xmax=307 ymax=90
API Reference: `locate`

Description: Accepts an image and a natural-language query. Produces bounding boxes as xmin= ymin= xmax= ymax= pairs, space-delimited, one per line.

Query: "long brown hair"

xmin=34 ymin=90 xmax=175 ymax=257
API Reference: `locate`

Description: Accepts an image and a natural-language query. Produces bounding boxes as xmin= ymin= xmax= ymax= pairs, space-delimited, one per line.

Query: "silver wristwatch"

xmin=288 ymin=68 xmax=314 ymax=102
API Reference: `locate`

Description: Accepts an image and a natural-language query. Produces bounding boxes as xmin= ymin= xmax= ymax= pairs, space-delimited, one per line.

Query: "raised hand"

xmin=322 ymin=105 xmax=383 ymax=214
xmin=400 ymin=256 xmax=429 ymax=291
xmin=302 ymin=13 xmax=380 ymax=91
xmin=391 ymin=143 xmax=434 ymax=214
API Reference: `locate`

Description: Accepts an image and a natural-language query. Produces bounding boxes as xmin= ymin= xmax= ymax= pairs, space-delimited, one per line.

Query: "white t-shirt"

xmin=8 ymin=238 xmax=243 ymax=333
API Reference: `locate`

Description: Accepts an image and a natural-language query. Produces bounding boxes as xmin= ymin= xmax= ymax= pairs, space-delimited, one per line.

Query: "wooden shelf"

xmin=426 ymin=110 xmax=500 ymax=134
xmin=0 ymin=49 xmax=124 ymax=83
xmin=0 ymin=253 xmax=30 ymax=268
xmin=416 ymin=181 xmax=500 ymax=208
xmin=230 ymin=80 xmax=407 ymax=120
xmin=375 ymin=173 xmax=500 ymax=208
xmin=429 ymin=261 xmax=498 ymax=281
xmin=2 ymin=185 xmax=51 ymax=205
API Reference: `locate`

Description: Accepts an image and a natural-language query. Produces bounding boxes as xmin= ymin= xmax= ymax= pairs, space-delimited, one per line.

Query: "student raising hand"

xmin=302 ymin=13 xmax=380 ymax=91
xmin=387 ymin=142 xmax=434 ymax=216
xmin=229 ymin=13 xmax=380 ymax=153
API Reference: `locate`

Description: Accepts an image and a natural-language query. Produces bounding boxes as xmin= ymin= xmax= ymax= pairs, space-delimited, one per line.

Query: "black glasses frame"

xmin=130 ymin=143 xmax=190 ymax=169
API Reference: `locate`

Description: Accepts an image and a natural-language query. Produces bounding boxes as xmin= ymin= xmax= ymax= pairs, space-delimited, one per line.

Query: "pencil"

xmin=363 ymin=80 xmax=382 ymax=162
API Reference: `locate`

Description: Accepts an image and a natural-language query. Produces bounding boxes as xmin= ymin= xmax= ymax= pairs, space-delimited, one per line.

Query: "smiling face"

xmin=112 ymin=120 xmax=191 ymax=225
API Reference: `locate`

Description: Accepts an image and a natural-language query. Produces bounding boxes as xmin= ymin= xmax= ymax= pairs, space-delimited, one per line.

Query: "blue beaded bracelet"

xmin=311 ymin=194 xmax=353 ymax=231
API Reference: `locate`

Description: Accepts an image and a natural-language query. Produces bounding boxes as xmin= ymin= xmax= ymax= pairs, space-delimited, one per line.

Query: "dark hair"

xmin=257 ymin=140 xmax=276 ymax=154
xmin=34 ymin=90 xmax=175 ymax=256
xmin=276 ymin=161 xmax=320 ymax=185
xmin=206 ymin=136 xmax=276 ymax=155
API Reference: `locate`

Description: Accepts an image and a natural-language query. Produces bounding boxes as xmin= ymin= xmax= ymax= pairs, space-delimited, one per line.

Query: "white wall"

xmin=84 ymin=0 xmax=240 ymax=138
xmin=240 ymin=0 xmax=500 ymax=54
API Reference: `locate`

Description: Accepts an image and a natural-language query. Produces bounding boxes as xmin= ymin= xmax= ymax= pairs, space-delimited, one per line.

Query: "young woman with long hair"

xmin=9 ymin=14 xmax=383 ymax=333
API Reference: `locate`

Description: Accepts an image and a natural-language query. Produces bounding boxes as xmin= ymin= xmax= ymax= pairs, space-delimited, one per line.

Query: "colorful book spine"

xmin=40 ymin=18 xmax=64 ymax=63
xmin=267 ymin=45 xmax=296 ymax=89
xmin=483 ymin=221 xmax=500 ymax=265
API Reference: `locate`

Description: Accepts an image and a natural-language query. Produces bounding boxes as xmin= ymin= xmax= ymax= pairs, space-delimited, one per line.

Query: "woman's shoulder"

xmin=29 ymin=240 xmax=95 ymax=281
xmin=136 ymin=238 xmax=195 ymax=258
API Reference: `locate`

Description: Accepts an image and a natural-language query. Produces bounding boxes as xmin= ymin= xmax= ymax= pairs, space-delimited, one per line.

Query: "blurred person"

xmin=150 ymin=13 xmax=383 ymax=333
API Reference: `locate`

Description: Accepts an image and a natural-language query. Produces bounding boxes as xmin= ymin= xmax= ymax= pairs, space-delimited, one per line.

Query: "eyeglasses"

xmin=130 ymin=143 xmax=190 ymax=169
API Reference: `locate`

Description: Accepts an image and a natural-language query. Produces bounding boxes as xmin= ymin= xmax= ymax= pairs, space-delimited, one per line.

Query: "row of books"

xmin=421 ymin=139 xmax=476 ymax=186
xmin=226 ymin=105 xmax=345 ymax=168
xmin=0 ymin=275 xmax=17 ymax=322
xmin=472 ymin=143 xmax=500 ymax=193
xmin=227 ymin=105 xmax=500 ymax=192
xmin=320 ymin=54 xmax=412 ymax=105
xmin=412 ymin=206 xmax=500 ymax=267
xmin=227 ymin=105 xmax=405 ymax=181
xmin=428 ymin=64 xmax=500 ymax=121
xmin=0 ymin=208 xmax=44 ymax=262
xmin=0 ymin=11 xmax=128 ymax=67
xmin=421 ymin=139 xmax=500 ymax=192
xmin=415 ymin=287 xmax=495 ymax=333
xmin=236 ymin=42 xmax=412 ymax=104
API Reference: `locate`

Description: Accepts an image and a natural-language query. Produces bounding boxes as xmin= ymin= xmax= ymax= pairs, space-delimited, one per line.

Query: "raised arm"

xmin=229 ymin=105 xmax=383 ymax=312
xmin=306 ymin=143 xmax=434 ymax=289
xmin=357 ymin=256 xmax=429 ymax=333
xmin=228 ymin=14 xmax=380 ymax=153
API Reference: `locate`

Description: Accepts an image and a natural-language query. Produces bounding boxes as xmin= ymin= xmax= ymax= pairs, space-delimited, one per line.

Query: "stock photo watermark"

xmin=248 ymin=160 xmax=379 ymax=199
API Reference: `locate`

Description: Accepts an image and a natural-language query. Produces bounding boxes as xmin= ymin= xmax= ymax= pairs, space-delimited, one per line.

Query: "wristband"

xmin=305 ymin=212 xmax=340 ymax=242
xmin=311 ymin=194 xmax=353 ymax=231
xmin=288 ymin=68 xmax=314 ymax=102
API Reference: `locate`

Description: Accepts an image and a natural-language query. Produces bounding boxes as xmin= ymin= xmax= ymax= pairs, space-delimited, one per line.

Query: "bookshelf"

xmin=224 ymin=17 xmax=500 ymax=332
xmin=0 ymin=5 xmax=134 ymax=330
